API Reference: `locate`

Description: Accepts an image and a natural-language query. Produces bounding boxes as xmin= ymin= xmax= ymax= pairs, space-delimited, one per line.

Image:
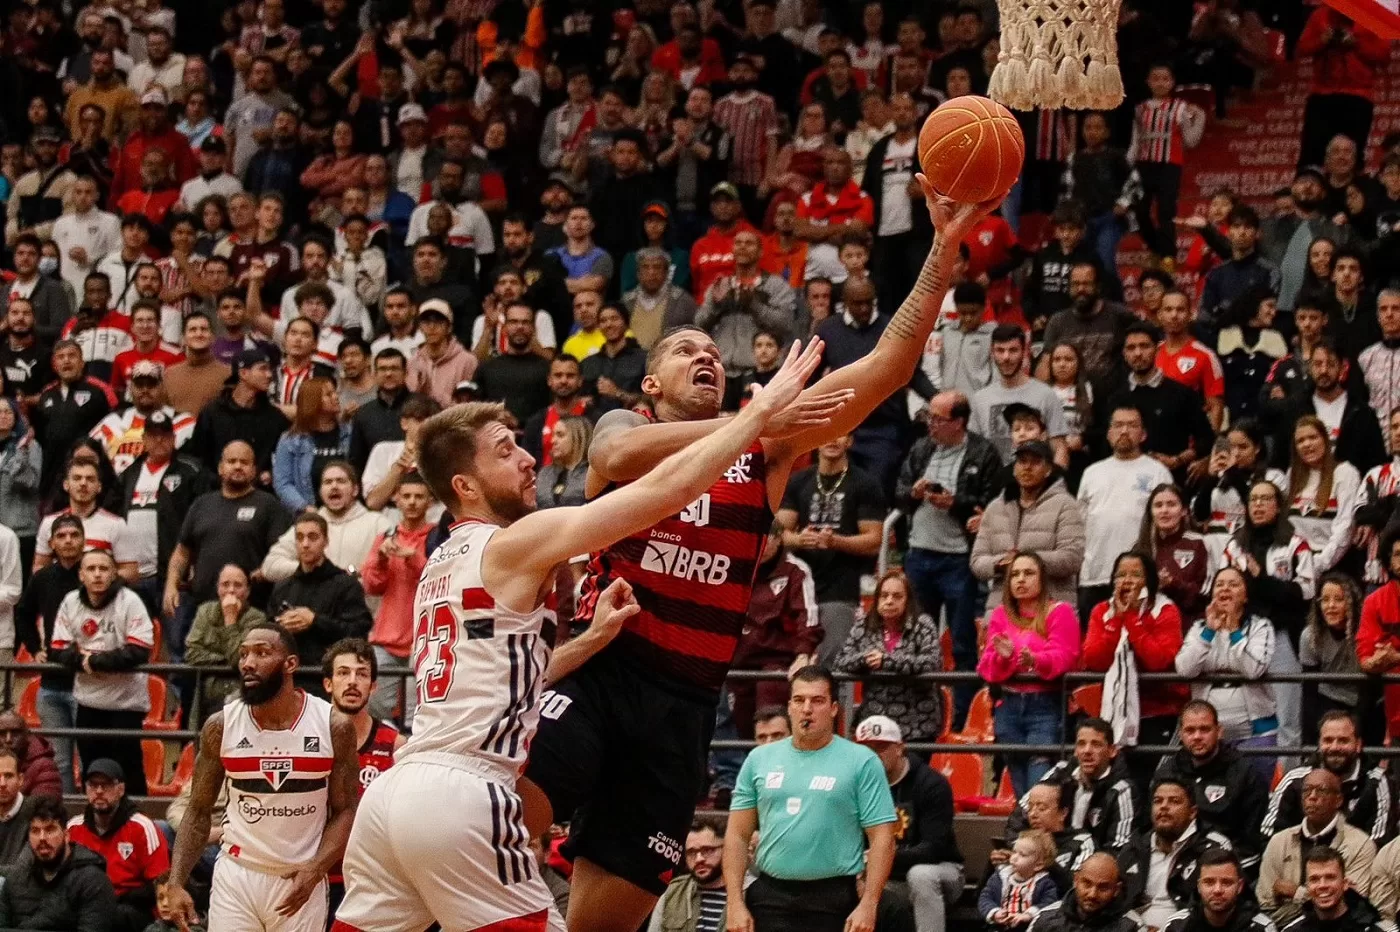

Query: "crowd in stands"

xmin=0 ymin=0 xmax=1399 ymax=928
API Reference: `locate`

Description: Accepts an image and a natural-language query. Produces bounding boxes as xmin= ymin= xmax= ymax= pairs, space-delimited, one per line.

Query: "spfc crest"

xmin=1204 ymin=784 xmax=1226 ymax=803
xmin=260 ymin=758 xmax=292 ymax=790
xmin=117 ymin=842 xmax=133 ymax=860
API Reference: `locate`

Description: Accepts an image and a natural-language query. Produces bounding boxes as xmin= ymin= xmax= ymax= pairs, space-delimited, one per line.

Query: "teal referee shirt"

xmin=732 ymin=735 xmax=897 ymax=881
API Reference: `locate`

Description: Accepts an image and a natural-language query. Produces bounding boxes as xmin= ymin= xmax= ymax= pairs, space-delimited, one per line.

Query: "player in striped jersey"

xmin=165 ymin=623 xmax=361 ymax=932
xmin=331 ymin=345 xmax=842 ymax=932
xmin=525 ymin=183 xmax=997 ymax=932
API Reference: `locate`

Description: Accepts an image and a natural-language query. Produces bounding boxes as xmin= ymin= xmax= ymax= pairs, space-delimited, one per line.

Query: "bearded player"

xmin=525 ymin=182 xmax=996 ymax=932
xmin=325 ymin=340 xmax=846 ymax=932
xmin=166 ymin=623 xmax=360 ymax=932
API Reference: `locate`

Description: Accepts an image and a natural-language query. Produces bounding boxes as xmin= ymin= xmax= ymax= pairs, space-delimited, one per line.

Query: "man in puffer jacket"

xmin=1027 ymin=853 xmax=1143 ymax=932
xmin=0 ymin=711 xmax=62 ymax=800
xmin=0 ymin=795 xmax=117 ymax=932
xmin=970 ymin=439 xmax=1085 ymax=611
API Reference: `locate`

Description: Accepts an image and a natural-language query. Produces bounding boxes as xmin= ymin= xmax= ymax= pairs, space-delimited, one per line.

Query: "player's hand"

xmin=276 ymin=867 xmax=323 ymax=916
xmin=916 ymin=174 xmax=1002 ymax=243
xmin=591 ymin=578 xmax=639 ymax=642
xmin=165 ymin=884 xmax=200 ymax=932
xmin=845 ymin=898 xmax=878 ymax=932
xmin=754 ymin=339 xmax=855 ymax=437
xmin=727 ymin=900 xmax=756 ymax=932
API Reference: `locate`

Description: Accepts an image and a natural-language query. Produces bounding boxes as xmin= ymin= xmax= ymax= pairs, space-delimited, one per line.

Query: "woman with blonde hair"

xmin=273 ymin=377 xmax=351 ymax=512
xmin=976 ymin=552 xmax=1081 ymax=795
xmin=537 ymin=416 xmax=593 ymax=509
xmin=834 ymin=569 xmax=943 ymax=741
xmin=1285 ymin=415 xmax=1360 ymax=573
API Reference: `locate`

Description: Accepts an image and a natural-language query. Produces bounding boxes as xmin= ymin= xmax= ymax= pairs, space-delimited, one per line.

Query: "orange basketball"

xmin=918 ymin=95 xmax=1025 ymax=204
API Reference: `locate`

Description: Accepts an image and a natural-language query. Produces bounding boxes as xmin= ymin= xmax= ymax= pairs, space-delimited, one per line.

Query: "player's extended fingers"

xmin=786 ymin=337 xmax=826 ymax=382
xmin=790 ymin=389 xmax=854 ymax=423
xmin=613 ymin=603 xmax=641 ymax=622
xmin=915 ymin=172 xmax=937 ymax=200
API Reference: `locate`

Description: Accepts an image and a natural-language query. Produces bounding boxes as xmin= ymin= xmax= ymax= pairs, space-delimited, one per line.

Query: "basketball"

xmin=918 ymin=95 xmax=1025 ymax=204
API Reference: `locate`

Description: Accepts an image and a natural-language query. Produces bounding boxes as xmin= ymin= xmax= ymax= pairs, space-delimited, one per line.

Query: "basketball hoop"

xmin=988 ymin=0 xmax=1126 ymax=111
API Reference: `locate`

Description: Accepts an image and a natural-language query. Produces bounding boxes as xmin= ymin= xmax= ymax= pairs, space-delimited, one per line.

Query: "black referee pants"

xmin=747 ymin=873 xmax=859 ymax=932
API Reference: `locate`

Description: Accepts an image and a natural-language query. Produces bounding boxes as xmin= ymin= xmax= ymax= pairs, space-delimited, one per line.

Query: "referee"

xmin=723 ymin=666 xmax=897 ymax=932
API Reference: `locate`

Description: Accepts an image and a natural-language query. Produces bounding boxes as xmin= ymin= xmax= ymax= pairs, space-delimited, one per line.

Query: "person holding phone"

xmin=895 ymin=390 xmax=1001 ymax=727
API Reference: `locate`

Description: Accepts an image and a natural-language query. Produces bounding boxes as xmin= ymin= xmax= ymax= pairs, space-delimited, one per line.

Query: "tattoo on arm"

xmin=169 ymin=714 xmax=224 ymax=888
xmin=882 ymin=236 xmax=947 ymax=343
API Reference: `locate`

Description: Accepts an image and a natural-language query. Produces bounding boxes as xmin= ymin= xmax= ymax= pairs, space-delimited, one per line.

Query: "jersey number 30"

xmin=413 ymin=603 xmax=458 ymax=703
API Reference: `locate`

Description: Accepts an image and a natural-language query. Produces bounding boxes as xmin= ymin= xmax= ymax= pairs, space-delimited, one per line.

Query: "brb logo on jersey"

xmin=641 ymin=538 xmax=731 ymax=585
xmin=260 ymin=758 xmax=293 ymax=790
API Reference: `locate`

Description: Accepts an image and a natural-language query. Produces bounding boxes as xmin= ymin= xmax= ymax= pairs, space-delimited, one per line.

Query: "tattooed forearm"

xmin=882 ymin=235 xmax=949 ymax=343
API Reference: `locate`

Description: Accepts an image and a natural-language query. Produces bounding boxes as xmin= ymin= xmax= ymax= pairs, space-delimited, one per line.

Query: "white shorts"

xmin=210 ymin=854 xmax=328 ymax=932
xmin=331 ymin=754 xmax=564 ymax=932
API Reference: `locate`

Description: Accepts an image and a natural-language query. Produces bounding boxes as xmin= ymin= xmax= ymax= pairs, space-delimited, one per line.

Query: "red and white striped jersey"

xmin=51 ymin=587 xmax=154 ymax=712
xmin=1357 ymin=461 xmax=1400 ymax=582
xmin=399 ymin=520 xmax=554 ymax=776
xmin=219 ymin=692 xmax=334 ymax=873
xmin=90 ymin=405 xmax=195 ymax=474
xmin=274 ymin=362 xmax=316 ymax=408
xmin=1358 ymin=341 xmax=1400 ymax=452
xmin=713 ymin=91 xmax=778 ymax=185
xmin=1132 ymin=99 xmax=1196 ymax=165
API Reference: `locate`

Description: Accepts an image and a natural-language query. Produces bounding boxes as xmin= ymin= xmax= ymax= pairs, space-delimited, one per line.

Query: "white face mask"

xmin=38 ymin=257 xmax=57 ymax=276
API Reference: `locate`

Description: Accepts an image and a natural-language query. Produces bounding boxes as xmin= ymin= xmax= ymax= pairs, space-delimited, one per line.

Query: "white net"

xmin=988 ymin=0 xmax=1126 ymax=111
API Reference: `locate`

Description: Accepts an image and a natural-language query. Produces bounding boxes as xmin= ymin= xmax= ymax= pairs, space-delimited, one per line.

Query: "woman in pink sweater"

xmin=977 ymin=552 xmax=1082 ymax=795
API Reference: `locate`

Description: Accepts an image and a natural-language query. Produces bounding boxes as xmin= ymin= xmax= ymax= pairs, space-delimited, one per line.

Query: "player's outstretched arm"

xmin=771 ymin=184 xmax=1000 ymax=459
xmin=166 ymin=713 xmax=226 ymax=932
xmin=488 ymin=340 xmax=851 ymax=588
xmin=276 ymin=710 xmax=359 ymax=916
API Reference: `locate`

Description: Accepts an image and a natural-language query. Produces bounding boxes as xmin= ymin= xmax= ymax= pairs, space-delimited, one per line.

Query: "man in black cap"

xmin=116 ymin=409 xmax=211 ymax=619
xmin=533 ymin=173 xmax=578 ymax=254
xmin=189 ymin=346 xmax=290 ymax=479
xmin=177 ymin=135 xmax=243 ymax=212
xmin=1261 ymin=166 xmax=1360 ymax=314
xmin=4 ymin=127 xmax=75 ymax=246
xmin=67 ymin=758 xmax=169 ymax=932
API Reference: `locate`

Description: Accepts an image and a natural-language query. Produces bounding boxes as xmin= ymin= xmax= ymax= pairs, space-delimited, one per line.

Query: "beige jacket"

xmin=1367 ymin=835 xmax=1400 ymax=922
xmin=1255 ymin=816 xmax=1376 ymax=913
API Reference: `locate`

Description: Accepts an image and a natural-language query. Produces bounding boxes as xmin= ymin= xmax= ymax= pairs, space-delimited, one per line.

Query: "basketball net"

xmin=988 ymin=0 xmax=1125 ymax=111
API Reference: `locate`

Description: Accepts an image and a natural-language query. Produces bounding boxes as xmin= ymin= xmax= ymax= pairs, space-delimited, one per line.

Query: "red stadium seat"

xmin=978 ymin=767 xmax=1017 ymax=816
xmin=940 ymin=630 xmax=955 ymax=672
xmin=17 ymin=679 xmax=39 ymax=730
xmin=1069 ymin=685 xmax=1103 ymax=718
xmin=144 ymin=676 xmax=179 ymax=731
xmin=949 ymin=688 xmax=994 ymax=744
xmin=929 ymin=752 xmax=987 ymax=812
xmin=147 ymin=743 xmax=195 ymax=798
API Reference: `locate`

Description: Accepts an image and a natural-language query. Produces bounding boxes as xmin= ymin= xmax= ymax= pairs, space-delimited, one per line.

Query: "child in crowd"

xmin=978 ymin=829 xmax=1060 ymax=929
xmin=1130 ymin=62 xmax=1206 ymax=263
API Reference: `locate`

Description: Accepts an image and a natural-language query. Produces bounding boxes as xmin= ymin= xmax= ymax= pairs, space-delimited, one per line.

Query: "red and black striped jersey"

xmin=577 ymin=442 xmax=773 ymax=697
xmin=357 ymin=718 xmax=398 ymax=794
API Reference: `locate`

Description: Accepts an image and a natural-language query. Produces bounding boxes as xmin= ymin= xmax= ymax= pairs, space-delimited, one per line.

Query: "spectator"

xmin=925 ymin=283 xmax=995 ymax=398
xmin=863 ymin=94 xmax=929 ymax=315
xmin=110 ymin=87 xmax=196 ymax=208
xmin=5 ymin=131 xmax=77 ymax=250
xmin=349 ymin=347 xmax=416 ymax=475
xmin=0 ymin=400 xmax=39 ymax=579
xmin=1117 ymin=777 xmax=1234 ymax=930
xmin=853 ymin=715 xmax=963 ymax=932
xmin=896 ymin=391 xmax=1001 ymax=723
xmin=300 ymin=120 xmax=367 ymax=208
xmin=267 ymin=511 xmax=373 ymax=673
xmin=1131 ymin=62 xmax=1205 ymax=261
xmin=363 ymin=395 xmax=442 ymax=512
xmin=1199 ymin=207 xmax=1280 ymax=339
xmin=624 ymin=249 xmax=699 ymax=350
xmin=1300 ymin=583 xmax=1372 ymax=746
xmin=1161 ymin=849 xmax=1275 ymax=932
xmin=1060 ymin=112 xmax=1136 ymax=289
xmin=176 ymin=138 xmax=241 ymax=214
xmin=1261 ymin=169 xmax=1357 ymax=316
xmin=190 ymin=347 xmax=290 ymax=481
xmin=0 ymin=298 xmax=56 ymax=408
xmin=1005 ymin=718 xmax=1141 ymax=856
xmin=1265 ymin=710 xmax=1392 ymax=847
xmin=0 ymin=713 xmax=59 ymax=803
xmin=979 ymin=829 xmax=1060 ymax=931
xmin=1222 ymin=478 xmax=1315 ymax=754
xmin=977 ymin=551 xmax=1081 ymax=795
xmin=647 ymin=821 xmax=729 ymax=932
xmin=1257 ymin=769 xmax=1376 ymax=915
xmin=408 ymin=299 xmax=477 ymax=408
xmin=834 ymin=570 xmax=942 ymax=741
xmin=0 ymin=749 xmax=34 ymax=871
xmin=31 ymin=340 xmax=115 ymax=499
xmin=1041 ymin=263 xmax=1136 ymax=385
xmin=1023 ymin=202 xmax=1099 ymax=336
xmin=51 ymin=547 xmax=153 ymax=796
xmin=1275 ymin=847 xmax=1385 ymax=932
xmin=1156 ymin=290 xmax=1226 ymax=432
xmin=108 ymin=305 xmax=185 ymax=401
xmin=1002 ymin=784 xmax=1095 ymax=891
xmin=1154 ymin=700 xmax=1270 ymax=876
xmin=34 ymin=457 xmax=137 ymax=581
xmin=761 ymin=201 xmax=809 ymax=292
xmin=14 ymin=515 xmax=83 ymax=794
xmin=546 ymin=205 xmax=613 ymax=299
xmin=691 ymin=183 xmax=756 ymax=301
xmin=723 ymin=666 xmax=897 ymax=932
xmin=476 ymin=303 xmax=553 ymax=423
xmin=971 ymin=440 xmax=1086 ymax=612
xmin=1261 ymin=297 xmax=1331 ymax=419
xmin=272 ymin=377 xmax=350 ymax=513
xmin=777 ymin=434 xmax=885 ymax=664
xmin=1075 ymin=405 xmax=1172 ymax=614
xmin=1216 ymin=288 xmax=1288 ymax=425
xmin=1024 ymin=853 xmax=1139 ymax=932
xmin=362 ymin=475 xmax=433 ymax=726
xmin=655 ymin=89 xmax=731 ymax=250
xmin=262 ymin=461 xmax=387 ymax=583
xmin=164 ymin=441 xmax=291 ymax=659
xmin=1285 ymin=417 xmax=1361 ymax=575
xmin=183 ymin=563 xmax=268 ymax=711
xmin=561 ymin=290 xmax=606 ymax=360
xmin=2 ymin=237 xmax=75 ymax=349
xmin=536 ymin=416 xmax=591 ymax=510
xmin=51 ymin=177 xmax=121 ymax=307
xmin=1190 ymin=419 xmax=1287 ymax=563
xmin=796 ymin=148 xmax=874 ymax=285
xmin=971 ymin=326 xmax=1069 ymax=465
xmin=696 ymin=231 xmax=796 ymax=378
xmin=1082 ymin=555 xmax=1187 ymax=785
xmin=67 ymin=757 xmax=169 ymax=932
xmin=1357 ymin=292 xmax=1400 ymax=448
xmin=163 ymin=313 xmax=232 ymax=417
xmin=0 ymin=795 xmax=117 ymax=932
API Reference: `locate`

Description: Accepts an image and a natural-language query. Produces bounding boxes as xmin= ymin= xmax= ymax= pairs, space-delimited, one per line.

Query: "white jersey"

xmin=399 ymin=520 xmax=554 ymax=776
xmin=219 ymin=692 xmax=334 ymax=873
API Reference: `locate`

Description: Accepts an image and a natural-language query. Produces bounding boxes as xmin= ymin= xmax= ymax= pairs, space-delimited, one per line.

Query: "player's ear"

xmin=641 ymin=372 xmax=661 ymax=397
xmin=451 ymin=472 xmax=476 ymax=506
xmin=285 ymin=653 xmax=300 ymax=676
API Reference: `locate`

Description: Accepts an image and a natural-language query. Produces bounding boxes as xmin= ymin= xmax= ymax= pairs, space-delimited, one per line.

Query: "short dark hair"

xmin=295 ymin=281 xmax=335 ymax=309
xmin=244 ymin=622 xmax=298 ymax=657
xmin=288 ymin=316 xmax=320 ymax=339
xmin=1124 ymin=321 xmax=1160 ymax=343
xmin=1180 ymin=699 xmax=1219 ymax=724
xmin=28 ymin=796 xmax=68 ymax=828
xmin=184 ymin=310 xmax=212 ymax=331
xmin=1149 ymin=775 xmax=1195 ymax=800
xmin=789 ymin=665 xmax=837 ymax=698
xmin=322 ymin=637 xmax=377 ymax=681
xmin=1304 ymin=845 xmax=1346 ymax=873
xmin=689 ymin=819 xmax=725 ymax=839
xmin=953 ymin=282 xmax=986 ymax=306
xmin=1318 ymin=710 xmax=1358 ymax=735
xmin=1051 ymin=200 xmax=1087 ymax=228
xmin=991 ymin=324 xmax=1026 ymax=345
xmin=754 ymin=705 xmax=789 ymax=727
xmin=1227 ymin=205 xmax=1260 ymax=228
xmin=294 ymin=511 xmax=329 ymax=536
xmin=12 ymin=232 xmax=42 ymax=253
xmin=1197 ymin=848 xmax=1242 ymax=875
xmin=1076 ymin=717 xmax=1114 ymax=744
xmin=374 ymin=347 xmax=407 ymax=366
xmin=402 ymin=395 xmax=443 ymax=421
xmin=338 ymin=335 xmax=372 ymax=358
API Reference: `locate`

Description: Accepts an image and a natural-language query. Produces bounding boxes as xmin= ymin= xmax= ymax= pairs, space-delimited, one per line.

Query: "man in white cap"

xmin=388 ymin=103 xmax=439 ymax=203
xmin=110 ymin=85 xmax=197 ymax=206
xmin=854 ymin=714 xmax=966 ymax=932
xmin=407 ymin=299 xmax=477 ymax=407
